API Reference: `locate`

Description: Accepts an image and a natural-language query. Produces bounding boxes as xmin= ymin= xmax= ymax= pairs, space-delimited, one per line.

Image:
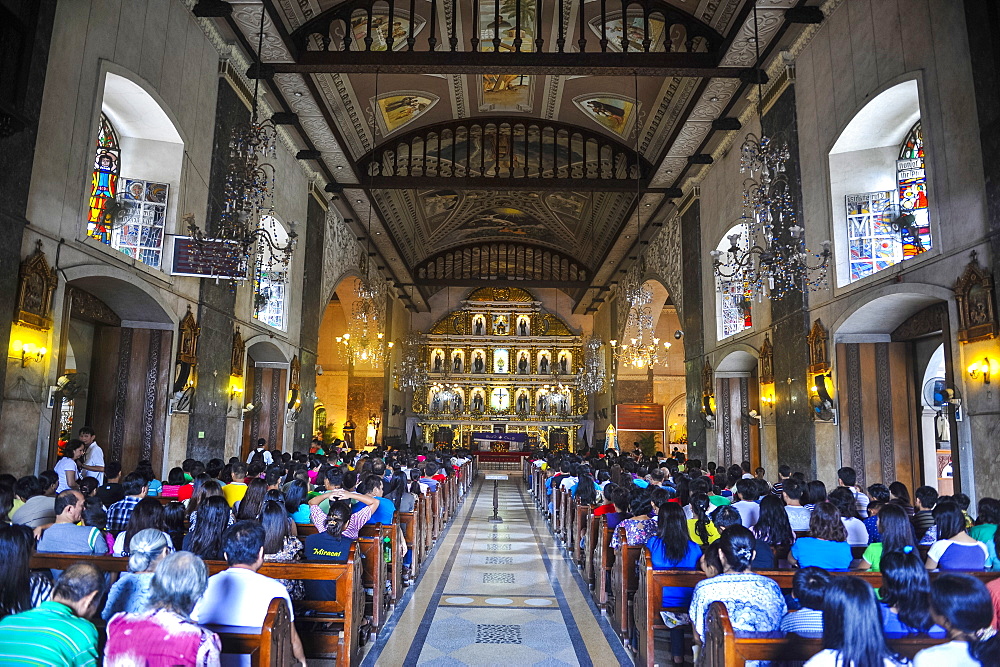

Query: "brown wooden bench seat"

xmin=702 ymin=600 xmax=944 ymax=667
xmin=633 ymin=549 xmax=1000 ymax=667
xmin=31 ymin=548 xmax=365 ymax=667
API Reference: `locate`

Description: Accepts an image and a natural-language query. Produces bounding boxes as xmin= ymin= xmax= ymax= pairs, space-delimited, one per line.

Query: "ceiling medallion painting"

xmin=374 ymin=91 xmax=440 ymax=135
xmin=589 ymin=12 xmax=667 ymax=52
xmin=573 ymin=94 xmax=638 ymax=138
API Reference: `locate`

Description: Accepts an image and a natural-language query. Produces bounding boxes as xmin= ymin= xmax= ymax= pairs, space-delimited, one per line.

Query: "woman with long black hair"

xmin=113 ymin=498 xmax=169 ymax=557
xmin=182 ymin=496 xmax=229 ymax=560
xmin=858 ymin=503 xmax=918 ymax=572
xmin=234 ymin=478 xmax=268 ymax=521
xmin=804 ymin=576 xmax=906 ymax=666
xmin=753 ymin=494 xmax=795 ymax=568
xmin=925 ymin=501 xmax=988 ymax=571
xmin=646 ymin=502 xmax=701 ymax=664
xmin=915 ymin=573 xmax=1000 ymax=665
xmin=969 ymin=497 xmax=1000 ymax=570
xmin=686 ymin=493 xmax=719 ymax=546
xmin=878 ymin=549 xmax=946 ymax=636
xmin=284 ymin=479 xmax=311 ymax=523
xmin=573 ymin=471 xmax=599 ymax=506
xmin=0 ymin=524 xmax=52 ymax=618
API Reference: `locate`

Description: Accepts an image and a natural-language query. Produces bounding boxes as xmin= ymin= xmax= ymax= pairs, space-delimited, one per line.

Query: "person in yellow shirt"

xmin=222 ymin=463 xmax=249 ymax=507
xmin=687 ymin=493 xmax=721 ymax=545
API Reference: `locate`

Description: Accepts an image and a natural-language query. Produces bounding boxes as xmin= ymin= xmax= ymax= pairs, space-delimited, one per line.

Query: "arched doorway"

xmin=53 ymin=273 xmax=175 ymax=476
xmin=832 ymin=287 xmax=957 ymax=494
xmin=714 ymin=349 xmax=760 ymax=469
xmin=241 ymin=340 xmax=289 ymax=460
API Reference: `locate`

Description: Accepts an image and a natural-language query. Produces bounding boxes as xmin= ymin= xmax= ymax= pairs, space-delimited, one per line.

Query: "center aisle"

xmin=362 ymin=473 xmax=631 ymax=666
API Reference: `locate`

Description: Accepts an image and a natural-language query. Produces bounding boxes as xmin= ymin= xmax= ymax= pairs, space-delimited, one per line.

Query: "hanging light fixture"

xmin=335 ymin=279 xmax=391 ymax=365
xmin=576 ymin=336 xmax=606 ymax=395
xmin=186 ymin=6 xmax=295 ymax=279
xmin=610 ymin=74 xmax=670 ymax=371
xmin=394 ymin=293 xmax=428 ymax=391
xmin=709 ymin=6 xmax=829 ymax=300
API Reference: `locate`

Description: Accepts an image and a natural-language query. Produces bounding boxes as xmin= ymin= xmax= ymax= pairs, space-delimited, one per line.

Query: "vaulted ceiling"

xmin=200 ymin=0 xmax=815 ymax=311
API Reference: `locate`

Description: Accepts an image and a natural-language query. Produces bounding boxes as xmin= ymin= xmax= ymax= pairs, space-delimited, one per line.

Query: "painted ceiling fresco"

xmin=222 ymin=0 xmax=802 ymax=302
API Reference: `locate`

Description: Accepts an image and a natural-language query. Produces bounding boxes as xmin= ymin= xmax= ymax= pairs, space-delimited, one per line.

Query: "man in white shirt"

xmin=78 ymin=427 xmax=105 ymax=485
xmin=245 ymin=439 xmax=273 ymax=466
xmin=731 ymin=479 xmax=760 ymax=529
xmin=837 ymin=466 xmax=870 ymax=518
xmin=782 ymin=478 xmax=812 ymax=531
xmin=192 ymin=521 xmax=307 ymax=667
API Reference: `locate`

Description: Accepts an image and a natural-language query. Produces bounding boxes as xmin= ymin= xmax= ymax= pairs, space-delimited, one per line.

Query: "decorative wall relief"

xmin=807 ymin=319 xmax=829 ymax=374
xmin=14 ymin=241 xmax=57 ymax=330
xmin=231 ymin=327 xmax=245 ymax=378
xmin=759 ymin=333 xmax=774 ymax=384
xmin=954 ymin=251 xmax=998 ymax=342
xmin=177 ymin=307 xmax=200 ymax=366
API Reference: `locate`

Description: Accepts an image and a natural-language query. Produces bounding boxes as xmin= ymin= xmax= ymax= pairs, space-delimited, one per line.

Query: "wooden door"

xmin=716 ymin=376 xmax=760 ymax=468
xmin=836 ymin=342 xmax=919 ymax=491
xmin=242 ymin=366 xmax=287 ymax=459
xmin=88 ymin=326 xmax=172 ymax=475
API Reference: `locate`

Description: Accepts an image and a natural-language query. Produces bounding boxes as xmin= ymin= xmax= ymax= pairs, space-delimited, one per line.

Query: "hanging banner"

xmin=616 ymin=404 xmax=664 ymax=431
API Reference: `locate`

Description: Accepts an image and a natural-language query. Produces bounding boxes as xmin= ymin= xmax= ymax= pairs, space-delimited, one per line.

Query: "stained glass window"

xmin=896 ymin=121 xmax=931 ymax=258
xmin=112 ymin=179 xmax=168 ymax=269
xmin=253 ymin=215 xmax=289 ymax=330
xmin=87 ymin=114 xmax=120 ymax=244
xmin=845 ymin=121 xmax=932 ymax=283
xmin=845 ymin=191 xmax=897 ymax=281
xmin=716 ymin=224 xmax=752 ymax=339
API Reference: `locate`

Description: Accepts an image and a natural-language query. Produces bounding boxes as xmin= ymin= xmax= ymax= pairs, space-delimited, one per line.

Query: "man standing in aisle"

xmin=246 ymin=438 xmax=273 ymax=466
xmin=78 ymin=427 xmax=104 ymax=485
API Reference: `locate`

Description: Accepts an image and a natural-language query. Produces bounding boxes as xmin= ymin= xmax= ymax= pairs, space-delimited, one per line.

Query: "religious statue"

xmin=518 ymin=353 xmax=528 ymax=374
xmin=454 ymin=394 xmax=463 ymax=413
xmin=453 ymin=354 xmax=462 ymax=373
xmin=433 ymin=352 xmax=443 ymax=372
xmin=473 ymin=353 xmax=485 ymax=373
xmin=539 ymin=355 xmax=549 ymax=374
xmin=431 ymin=394 xmax=441 ymax=412
xmin=538 ymin=393 xmax=548 ymax=414
xmin=494 ymin=317 xmax=507 ymax=335
xmin=516 ymin=392 xmax=528 ymax=413
xmin=474 ymin=317 xmax=485 ymax=336
xmin=518 ymin=318 xmax=528 ymax=336
xmin=472 ymin=392 xmax=484 ymax=412
xmin=559 ymin=353 xmax=568 ymax=374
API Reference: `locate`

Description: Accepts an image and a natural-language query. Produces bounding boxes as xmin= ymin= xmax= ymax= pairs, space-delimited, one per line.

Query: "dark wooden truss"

xmin=278 ymin=0 xmax=749 ymax=77
xmin=362 ymin=117 xmax=658 ymax=191
xmin=414 ymin=242 xmax=589 ymax=287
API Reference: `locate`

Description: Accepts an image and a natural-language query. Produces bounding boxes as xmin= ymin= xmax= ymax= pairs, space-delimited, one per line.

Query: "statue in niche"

xmin=539 ymin=354 xmax=549 ymax=374
xmin=518 ymin=353 xmax=529 ymax=374
xmin=494 ymin=316 xmax=507 ymax=335
xmin=559 ymin=353 xmax=569 ymax=374
xmin=454 ymin=394 xmax=463 ymax=413
xmin=433 ymin=352 xmax=443 ymax=372
xmin=453 ymin=354 xmax=462 ymax=373
xmin=474 ymin=316 xmax=485 ymax=336
xmin=472 ymin=392 xmax=484 ymax=412
xmin=538 ymin=393 xmax=548 ymax=414
xmin=516 ymin=392 xmax=528 ymax=413
xmin=518 ymin=318 xmax=528 ymax=336
xmin=431 ymin=394 xmax=441 ymax=412
xmin=473 ymin=352 xmax=485 ymax=373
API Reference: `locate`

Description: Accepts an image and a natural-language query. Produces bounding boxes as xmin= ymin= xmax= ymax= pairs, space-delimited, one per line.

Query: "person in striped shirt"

xmin=0 ymin=563 xmax=104 ymax=667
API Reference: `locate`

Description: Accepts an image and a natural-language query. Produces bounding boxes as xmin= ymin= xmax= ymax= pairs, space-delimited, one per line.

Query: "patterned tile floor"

xmin=361 ymin=472 xmax=630 ymax=666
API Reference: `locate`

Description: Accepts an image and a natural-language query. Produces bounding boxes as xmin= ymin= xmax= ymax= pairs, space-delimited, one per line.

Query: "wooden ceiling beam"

xmin=365 ymin=176 xmax=683 ymax=194
xmin=268 ymin=52 xmax=755 ymax=78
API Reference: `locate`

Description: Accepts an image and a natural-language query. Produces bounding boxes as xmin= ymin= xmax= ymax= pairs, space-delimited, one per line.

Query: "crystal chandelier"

xmin=708 ymin=4 xmax=828 ymax=300
xmin=611 ymin=281 xmax=671 ymax=369
xmin=709 ymin=133 xmax=830 ymax=299
xmin=429 ymin=381 xmax=461 ymax=414
xmin=186 ymin=8 xmax=295 ymax=280
xmin=394 ymin=333 xmax=428 ymax=391
xmin=577 ymin=336 xmax=606 ymax=394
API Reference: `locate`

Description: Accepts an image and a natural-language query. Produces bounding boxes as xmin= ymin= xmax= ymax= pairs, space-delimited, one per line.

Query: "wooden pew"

xmin=356 ymin=526 xmax=391 ymax=629
xmin=31 ymin=549 xmax=365 ymax=667
xmin=608 ymin=527 xmax=642 ymax=639
xmin=561 ymin=488 xmax=573 ymax=547
xmin=397 ymin=500 xmax=423 ymax=576
xmin=583 ymin=511 xmax=601 ymax=589
xmin=592 ymin=516 xmax=613 ymax=608
xmin=203 ymin=597 xmax=296 ymax=667
xmin=572 ymin=503 xmax=592 ymax=566
xmin=422 ymin=489 xmax=434 ymax=553
xmin=702 ymin=601 xmax=943 ymax=667
xmin=632 ymin=551 xmax=1000 ymax=667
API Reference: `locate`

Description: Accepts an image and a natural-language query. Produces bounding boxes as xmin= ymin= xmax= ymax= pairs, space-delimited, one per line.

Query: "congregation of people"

xmin=0 ymin=428 xmax=471 ymax=666
xmin=534 ymin=449 xmax=1000 ymax=666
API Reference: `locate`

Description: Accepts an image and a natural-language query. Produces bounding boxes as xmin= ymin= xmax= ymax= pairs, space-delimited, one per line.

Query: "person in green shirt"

xmin=857 ymin=503 xmax=917 ymax=572
xmin=0 ymin=562 xmax=104 ymax=667
xmin=969 ymin=497 xmax=1000 ymax=570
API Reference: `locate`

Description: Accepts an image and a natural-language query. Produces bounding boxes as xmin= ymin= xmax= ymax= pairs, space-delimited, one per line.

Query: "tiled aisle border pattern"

xmin=360 ymin=475 xmax=633 ymax=666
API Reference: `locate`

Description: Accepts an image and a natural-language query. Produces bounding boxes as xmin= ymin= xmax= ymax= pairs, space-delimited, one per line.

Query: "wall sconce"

xmin=809 ymin=372 xmax=836 ymax=422
xmin=229 ymin=377 xmax=244 ymax=401
xmin=968 ymin=357 xmax=999 ymax=385
xmin=10 ymin=340 xmax=46 ymax=367
xmin=760 ymin=383 xmax=776 ymax=409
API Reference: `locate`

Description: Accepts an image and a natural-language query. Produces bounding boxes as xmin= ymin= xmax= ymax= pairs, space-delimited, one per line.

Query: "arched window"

xmin=715 ymin=224 xmax=752 ymax=340
xmin=830 ymin=81 xmax=931 ymax=285
xmin=253 ymin=215 xmax=289 ymax=330
xmin=86 ymin=114 xmax=120 ymax=245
